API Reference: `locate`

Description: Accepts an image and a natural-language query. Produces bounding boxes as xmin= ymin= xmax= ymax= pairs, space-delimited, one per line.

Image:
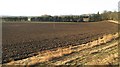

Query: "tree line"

xmin=2 ymin=16 xmax=28 ymax=21
xmin=2 ymin=11 xmax=119 ymax=22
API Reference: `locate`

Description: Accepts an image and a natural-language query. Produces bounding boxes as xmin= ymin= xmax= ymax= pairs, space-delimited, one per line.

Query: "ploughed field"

xmin=2 ymin=21 xmax=118 ymax=63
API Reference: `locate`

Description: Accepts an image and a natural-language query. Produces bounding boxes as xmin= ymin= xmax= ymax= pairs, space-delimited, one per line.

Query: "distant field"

xmin=2 ymin=21 xmax=118 ymax=65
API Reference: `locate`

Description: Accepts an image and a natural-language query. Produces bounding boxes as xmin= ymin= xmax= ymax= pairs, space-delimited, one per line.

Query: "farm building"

xmin=83 ymin=17 xmax=89 ymax=22
xmin=82 ymin=14 xmax=90 ymax=22
xmin=28 ymin=17 xmax=31 ymax=21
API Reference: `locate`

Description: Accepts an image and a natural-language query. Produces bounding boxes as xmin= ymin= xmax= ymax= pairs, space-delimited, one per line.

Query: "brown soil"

xmin=2 ymin=21 xmax=118 ymax=64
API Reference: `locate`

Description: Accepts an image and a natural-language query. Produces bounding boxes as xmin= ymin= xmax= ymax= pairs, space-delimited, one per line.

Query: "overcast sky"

xmin=0 ymin=0 xmax=119 ymax=16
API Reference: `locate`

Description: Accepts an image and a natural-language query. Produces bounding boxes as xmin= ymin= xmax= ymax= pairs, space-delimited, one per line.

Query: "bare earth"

xmin=2 ymin=21 xmax=119 ymax=66
xmin=5 ymin=32 xmax=119 ymax=66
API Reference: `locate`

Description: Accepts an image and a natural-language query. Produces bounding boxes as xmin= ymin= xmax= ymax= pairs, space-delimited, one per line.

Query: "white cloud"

xmin=0 ymin=0 xmax=119 ymax=16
